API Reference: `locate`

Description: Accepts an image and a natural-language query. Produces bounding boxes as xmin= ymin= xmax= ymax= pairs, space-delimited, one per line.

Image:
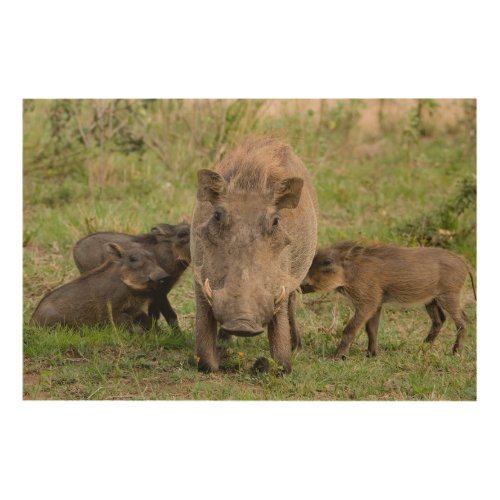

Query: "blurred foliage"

xmin=402 ymin=99 xmax=442 ymax=162
xmin=398 ymin=173 xmax=476 ymax=250
xmin=321 ymin=99 xmax=366 ymax=137
xmin=23 ymin=98 xmax=476 ymax=261
xmin=23 ymin=99 xmax=267 ymax=184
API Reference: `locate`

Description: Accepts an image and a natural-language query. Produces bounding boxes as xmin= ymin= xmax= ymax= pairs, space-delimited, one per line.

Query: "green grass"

xmin=23 ymin=99 xmax=476 ymax=400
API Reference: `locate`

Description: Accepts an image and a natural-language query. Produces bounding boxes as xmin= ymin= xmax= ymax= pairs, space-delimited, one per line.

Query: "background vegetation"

xmin=23 ymin=99 xmax=476 ymax=400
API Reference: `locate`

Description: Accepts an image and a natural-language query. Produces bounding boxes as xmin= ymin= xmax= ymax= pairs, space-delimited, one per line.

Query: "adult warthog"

xmin=191 ymin=137 xmax=318 ymax=373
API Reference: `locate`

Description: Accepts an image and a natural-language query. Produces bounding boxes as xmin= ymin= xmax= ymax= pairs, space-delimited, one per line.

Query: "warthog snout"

xmin=148 ymin=269 xmax=169 ymax=284
xmin=300 ymin=283 xmax=315 ymax=294
xmin=202 ymin=278 xmax=287 ymax=335
xmin=220 ymin=319 xmax=264 ymax=337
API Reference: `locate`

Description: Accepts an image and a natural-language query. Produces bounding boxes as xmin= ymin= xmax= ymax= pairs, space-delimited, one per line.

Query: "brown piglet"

xmin=31 ymin=243 xmax=169 ymax=332
xmin=301 ymin=241 xmax=476 ymax=359
xmin=72 ymin=223 xmax=190 ymax=329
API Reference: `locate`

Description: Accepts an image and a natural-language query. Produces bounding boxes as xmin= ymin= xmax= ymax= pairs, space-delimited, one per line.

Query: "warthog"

xmin=301 ymin=241 xmax=476 ymax=358
xmin=73 ymin=223 xmax=190 ymax=328
xmin=191 ymin=137 xmax=318 ymax=373
xmin=31 ymin=243 xmax=169 ymax=332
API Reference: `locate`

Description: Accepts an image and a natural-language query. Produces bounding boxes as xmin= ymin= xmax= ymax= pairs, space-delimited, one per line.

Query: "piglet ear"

xmin=345 ymin=245 xmax=365 ymax=260
xmin=175 ymin=224 xmax=191 ymax=242
xmin=151 ymin=224 xmax=176 ymax=238
xmin=197 ymin=169 xmax=226 ymax=204
xmin=106 ymin=242 xmax=124 ymax=259
xmin=273 ymin=177 xmax=304 ymax=209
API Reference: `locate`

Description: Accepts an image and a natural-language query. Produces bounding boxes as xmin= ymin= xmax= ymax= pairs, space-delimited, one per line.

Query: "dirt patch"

xmin=24 ymin=371 xmax=40 ymax=386
xmin=23 ymin=371 xmax=51 ymax=400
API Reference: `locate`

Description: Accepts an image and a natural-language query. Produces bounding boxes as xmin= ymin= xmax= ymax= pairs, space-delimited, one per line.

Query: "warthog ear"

xmin=197 ymin=169 xmax=226 ymax=204
xmin=273 ymin=177 xmax=304 ymax=209
xmin=106 ymin=242 xmax=125 ymax=259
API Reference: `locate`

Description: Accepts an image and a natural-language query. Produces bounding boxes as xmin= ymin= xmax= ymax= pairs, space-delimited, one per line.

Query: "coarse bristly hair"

xmin=331 ymin=240 xmax=427 ymax=261
xmin=216 ymin=136 xmax=293 ymax=194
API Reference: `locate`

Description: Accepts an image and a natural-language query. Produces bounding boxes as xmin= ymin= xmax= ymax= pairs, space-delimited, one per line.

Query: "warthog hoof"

xmin=252 ymin=357 xmax=270 ymax=374
xmin=169 ymin=321 xmax=181 ymax=333
xmin=216 ymin=345 xmax=230 ymax=360
xmin=291 ymin=336 xmax=302 ymax=352
xmin=129 ymin=324 xmax=146 ymax=336
xmin=197 ymin=359 xmax=219 ymax=373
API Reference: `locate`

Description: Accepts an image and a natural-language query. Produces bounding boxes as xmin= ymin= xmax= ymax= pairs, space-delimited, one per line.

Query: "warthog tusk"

xmin=274 ymin=285 xmax=286 ymax=313
xmin=203 ymin=278 xmax=213 ymax=306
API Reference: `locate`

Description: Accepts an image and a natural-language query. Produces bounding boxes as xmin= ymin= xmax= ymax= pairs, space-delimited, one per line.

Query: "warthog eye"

xmin=322 ymin=258 xmax=333 ymax=266
xmin=213 ymin=208 xmax=224 ymax=222
xmin=129 ymin=255 xmax=138 ymax=263
xmin=272 ymin=215 xmax=280 ymax=228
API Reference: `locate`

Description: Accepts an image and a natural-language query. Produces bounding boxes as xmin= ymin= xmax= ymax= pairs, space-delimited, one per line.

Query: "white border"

xmin=2 ymin=1 xmax=499 ymax=499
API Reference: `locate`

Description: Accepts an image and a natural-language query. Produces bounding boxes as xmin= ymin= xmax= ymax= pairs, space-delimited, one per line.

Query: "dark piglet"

xmin=30 ymin=243 xmax=169 ymax=332
xmin=301 ymin=241 xmax=476 ymax=358
xmin=73 ymin=223 xmax=191 ymax=328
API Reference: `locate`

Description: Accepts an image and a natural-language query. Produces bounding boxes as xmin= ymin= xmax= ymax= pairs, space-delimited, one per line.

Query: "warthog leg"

xmin=288 ymin=291 xmax=301 ymax=351
xmin=195 ymin=282 xmax=219 ymax=372
xmin=436 ymin=294 xmax=468 ymax=354
xmin=424 ymin=299 xmax=446 ymax=344
xmin=334 ymin=305 xmax=379 ymax=360
xmin=365 ymin=307 xmax=382 ymax=357
xmin=155 ymin=295 xmax=180 ymax=329
xmin=267 ymin=299 xmax=292 ymax=373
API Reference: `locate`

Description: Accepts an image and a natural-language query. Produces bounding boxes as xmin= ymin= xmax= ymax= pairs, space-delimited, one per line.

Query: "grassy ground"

xmin=23 ymin=99 xmax=476 ymax=400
